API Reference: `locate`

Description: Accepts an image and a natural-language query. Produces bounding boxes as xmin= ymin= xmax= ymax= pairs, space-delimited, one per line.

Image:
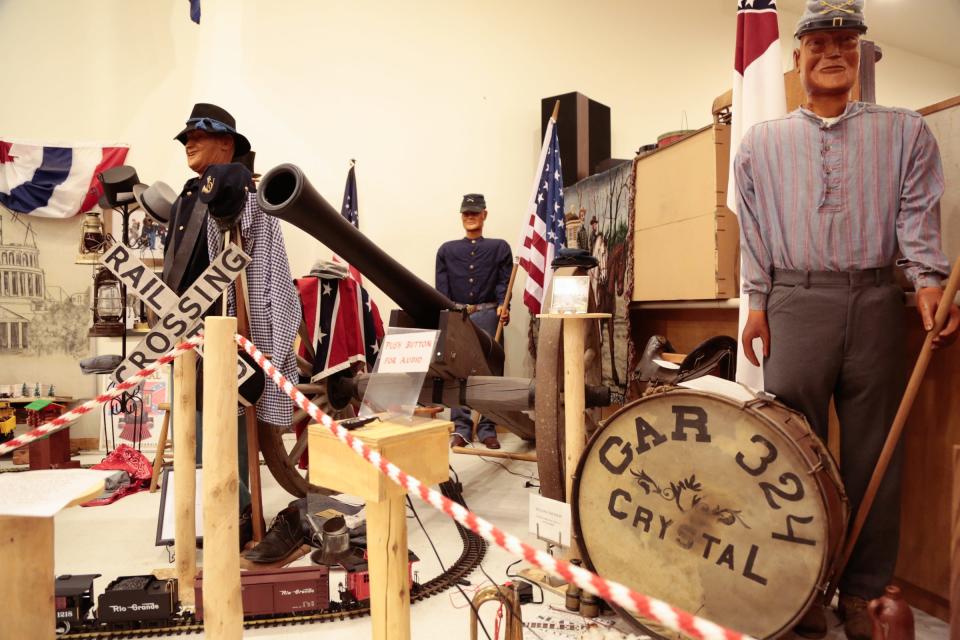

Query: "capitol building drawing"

xmin=0 ymin=216 xmax=88 ymax=354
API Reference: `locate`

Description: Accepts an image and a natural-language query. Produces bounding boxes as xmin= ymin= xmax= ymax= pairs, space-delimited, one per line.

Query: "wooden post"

xmin=0 ymin=473 xmax=103 ymax=639
xmin=0 ymin=515 xmax=54 ymax=639
xmin=309 ymin=417 xmax=451 ymax=640
xmin=952 ymin=445 xmax=960 ymax=640
xmin=201 ymin=317 xmax=243 ymax=639
xmin=538 ymin=312 xmax=609 ymax=559
xmin=562 ymin=319 xmax=587 ymax=504
xmin=367 ymin=481 xmax=409 ymax=639
xmin=173 ymin=349 xmax=198 ymax=608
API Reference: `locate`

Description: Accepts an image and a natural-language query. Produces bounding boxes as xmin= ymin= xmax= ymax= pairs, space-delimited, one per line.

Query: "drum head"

xmin=573 ymin=390 xmax=834 ymax=639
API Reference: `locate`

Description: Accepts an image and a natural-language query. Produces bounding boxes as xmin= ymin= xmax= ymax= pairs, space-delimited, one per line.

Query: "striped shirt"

xmin=735 ymin=101 xmax=948 ymax=310
xmin=206 ymin=193 xmax=301 ymax=427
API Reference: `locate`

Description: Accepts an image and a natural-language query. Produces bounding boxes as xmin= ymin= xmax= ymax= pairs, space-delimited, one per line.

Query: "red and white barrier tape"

xmin=235 ymin=333 xmax=753 ymax=640
xmin=0 ymin=335 xmax=204 ymax=456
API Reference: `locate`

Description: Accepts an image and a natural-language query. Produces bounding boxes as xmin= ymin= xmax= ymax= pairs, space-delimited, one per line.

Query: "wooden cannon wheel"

xmin=534 ymin=266 xmax=604 ymax=502
xmin=258 ymin=379 xmax=355 ymax=497
xmin=259 ymin=333 xmax=357 ymax=497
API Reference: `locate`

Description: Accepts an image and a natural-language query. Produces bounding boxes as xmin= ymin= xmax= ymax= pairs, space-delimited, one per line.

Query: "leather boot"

xmin=242 ymin=505 xmax=304 ymax=563
xmin=238 ymin=504 xmax=253 ymax=551
xmin=793 ymin=603 xmax=827 ymax=638
xmin=838 ymin=594 xmax=872 ymax=640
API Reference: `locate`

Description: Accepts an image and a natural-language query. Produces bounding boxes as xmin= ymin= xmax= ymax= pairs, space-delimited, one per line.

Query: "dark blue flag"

xmin=189 ymin=0 xmax=201 ymax=24
xmin=341 ymin=162 xmax=358 ymax=228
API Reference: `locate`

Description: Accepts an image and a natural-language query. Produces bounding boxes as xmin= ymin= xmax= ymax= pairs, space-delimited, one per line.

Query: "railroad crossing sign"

xmin=99 ymin=243 xmax=256 ymax=394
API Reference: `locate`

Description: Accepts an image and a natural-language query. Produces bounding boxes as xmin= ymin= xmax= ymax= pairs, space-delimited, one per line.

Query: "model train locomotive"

xmin=55 ymin=554 xmax=419 ymax=634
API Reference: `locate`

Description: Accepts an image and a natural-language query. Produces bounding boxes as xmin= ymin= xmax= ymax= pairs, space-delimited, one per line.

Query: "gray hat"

xmin=132 ymin=181 xmax=176 ymax=224
xmin=460 ymin=193 xmax=486 ymax=213
xmin=796 ymin=0 xmax=867 ymax=37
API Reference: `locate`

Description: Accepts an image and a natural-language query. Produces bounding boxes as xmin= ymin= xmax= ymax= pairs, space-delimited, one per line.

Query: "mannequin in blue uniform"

xmin=435 ymin=194 xmax=512 ymax=449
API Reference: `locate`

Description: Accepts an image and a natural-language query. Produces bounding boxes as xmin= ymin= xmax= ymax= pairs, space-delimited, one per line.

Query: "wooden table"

xmin=309 ymin=416 xmax=451 ymax=640
xmin=0 ymin=469 xmax=111 ymax=638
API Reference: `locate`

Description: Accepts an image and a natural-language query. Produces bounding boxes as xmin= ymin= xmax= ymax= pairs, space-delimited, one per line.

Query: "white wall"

xmin=2 ymin=0 xmax=958 ymax=439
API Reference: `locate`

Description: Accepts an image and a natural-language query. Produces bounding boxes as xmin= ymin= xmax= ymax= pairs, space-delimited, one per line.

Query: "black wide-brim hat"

xmin=174 ymin=102 xmax=251 ymax=158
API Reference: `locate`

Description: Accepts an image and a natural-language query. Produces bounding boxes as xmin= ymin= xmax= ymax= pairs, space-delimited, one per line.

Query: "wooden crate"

xmin=632 ymin=124 xmax=739 ymax=301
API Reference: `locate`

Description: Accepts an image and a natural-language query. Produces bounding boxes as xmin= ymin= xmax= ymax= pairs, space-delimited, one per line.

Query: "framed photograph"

xmin=103 ymin=207 xmax=166 ymax=268
xmin=155 ymin=465 xmax=204 ymax=547
xmin=549 ymin=275 xmax=590 ymax=314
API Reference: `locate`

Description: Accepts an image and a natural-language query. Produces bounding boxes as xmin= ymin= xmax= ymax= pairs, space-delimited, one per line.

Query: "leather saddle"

xmin=633 ymin=334 xmax=738 ymax=392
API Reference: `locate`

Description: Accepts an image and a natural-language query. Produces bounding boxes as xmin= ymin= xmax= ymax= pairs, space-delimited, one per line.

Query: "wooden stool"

xmin=149 ymin=402 xmax=172 ymax=493
xmin=309 ymin=417 xmax=450 ymax=640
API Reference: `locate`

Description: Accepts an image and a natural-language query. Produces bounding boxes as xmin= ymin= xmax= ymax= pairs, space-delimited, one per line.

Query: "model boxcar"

xmin=194 ymin=565 xmax=330 ymax=620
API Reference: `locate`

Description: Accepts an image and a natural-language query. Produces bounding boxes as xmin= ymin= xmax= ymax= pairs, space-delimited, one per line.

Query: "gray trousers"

xmin=763 ymin=268 xmax=905 ymax=600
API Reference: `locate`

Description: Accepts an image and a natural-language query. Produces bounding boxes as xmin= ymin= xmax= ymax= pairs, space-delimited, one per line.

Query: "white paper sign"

xmin=529 ymin=493 xmax=572 ymax=548
xmin=375 ymin=332 xmax=438 ymax=374
xmin=0 ymin=469 xmax=118 ymax=517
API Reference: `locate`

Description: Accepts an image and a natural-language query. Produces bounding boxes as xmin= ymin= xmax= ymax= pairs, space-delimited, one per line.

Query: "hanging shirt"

xmin=735 ymin=101 xmax=949 ymax=310
xmin=435 ymin=236 xmax=512 ymax=306
xmin=206 ymin=193 xmax=301 ymax=428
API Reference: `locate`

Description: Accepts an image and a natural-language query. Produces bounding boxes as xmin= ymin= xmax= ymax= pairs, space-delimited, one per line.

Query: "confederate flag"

xmin=728 ymin=0 xmax=786 ymax=389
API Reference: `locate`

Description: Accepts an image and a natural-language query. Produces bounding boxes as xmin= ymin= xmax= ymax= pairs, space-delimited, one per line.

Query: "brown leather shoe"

xmin=242 ymin=506 xmax=304 ymax=564
xmin=793 ymin=603 xmax=827 ymax=638
xmin=481 ymin=436 xmax=501 ymax=450
xmin=838 ymin=594 xmax=871 ymax=640
xmin=450 ymin=434 xmax=468 ymax=448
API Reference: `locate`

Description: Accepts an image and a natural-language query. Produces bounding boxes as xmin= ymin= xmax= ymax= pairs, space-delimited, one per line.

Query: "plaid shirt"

xmin=735 ymin=102 xmax=949 ymax=310
xmin=207 ymin=193 xmax=301 ymax=427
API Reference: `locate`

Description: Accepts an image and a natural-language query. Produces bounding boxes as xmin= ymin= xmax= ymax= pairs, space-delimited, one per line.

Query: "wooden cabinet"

xmin=632 ymin=125 xmax=739 ymax=302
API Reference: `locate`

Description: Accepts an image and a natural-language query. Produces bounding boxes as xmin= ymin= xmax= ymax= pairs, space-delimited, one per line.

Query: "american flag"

xmin=338 ymin=161 xmax=364 ymax=285
xmin=517 ymin=120 xmax=565 ymax=315
xmin=728 ymin=0 xmax=786 ymax=389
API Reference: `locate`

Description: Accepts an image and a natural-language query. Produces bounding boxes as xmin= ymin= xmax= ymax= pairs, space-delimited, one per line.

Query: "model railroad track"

xmin=67 ymin=481 xmax=487 ymax=638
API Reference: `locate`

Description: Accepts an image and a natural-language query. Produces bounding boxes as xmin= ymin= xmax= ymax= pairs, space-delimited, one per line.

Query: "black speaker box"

xmin=541 ymin=92 xmax=611 ymax=187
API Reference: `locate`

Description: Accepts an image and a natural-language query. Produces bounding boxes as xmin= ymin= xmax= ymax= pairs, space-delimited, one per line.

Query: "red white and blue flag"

xmin=517 ymin=118 xmax=566 ymax=315
xmin=728 ymin=0 xmax=786 ymax=388
xmin=0 ymin=141 xmax=129 ymax=219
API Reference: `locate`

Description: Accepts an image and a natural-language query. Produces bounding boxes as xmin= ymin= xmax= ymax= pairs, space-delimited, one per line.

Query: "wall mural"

xmin=0 ymin=208 xmax=94 ymax=401
xmin=563 ymin=161 xmax=634 ymax=404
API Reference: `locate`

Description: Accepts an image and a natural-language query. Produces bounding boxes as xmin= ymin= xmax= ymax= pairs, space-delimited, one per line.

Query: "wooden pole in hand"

xmin=231 ymin=226 xmax=265 ymax=542
xmin=494 ymin=99 xmax=561 ymax=344
xmin=827 ymin=257 xmax=960 ymax=600
xmin=173 ymin=349 xmax=198 ymax=608
xmin=952 ymin=445 xmax=960 ymax=640
xmin=202 ymin=316 xmax=243 ymax=639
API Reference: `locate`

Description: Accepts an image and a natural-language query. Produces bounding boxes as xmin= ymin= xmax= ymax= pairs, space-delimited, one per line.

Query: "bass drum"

xmin=572 ymin=389 xmax=848 ymax=639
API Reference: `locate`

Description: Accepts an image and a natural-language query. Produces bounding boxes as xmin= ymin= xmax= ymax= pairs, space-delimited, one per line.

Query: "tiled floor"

xmin=3 ymin=433 xmax=949 ymax=639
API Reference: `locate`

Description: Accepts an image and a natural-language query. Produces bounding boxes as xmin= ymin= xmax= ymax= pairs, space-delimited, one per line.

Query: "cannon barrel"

xmin=258 ymin=163 xmax=455 ymax=329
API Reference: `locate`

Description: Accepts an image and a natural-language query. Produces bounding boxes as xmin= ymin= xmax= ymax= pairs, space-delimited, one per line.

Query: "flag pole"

xmin=495 ymin=100 xmax=561 ymax=344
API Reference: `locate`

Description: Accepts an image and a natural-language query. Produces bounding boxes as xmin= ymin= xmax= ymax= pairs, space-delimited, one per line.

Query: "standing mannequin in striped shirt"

xmin=735 ymin=1 xmax=959 ymax=638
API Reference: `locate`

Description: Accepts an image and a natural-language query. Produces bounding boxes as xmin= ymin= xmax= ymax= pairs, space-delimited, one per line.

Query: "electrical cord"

xmin=407 ymin=487 xmax=493 ymax=640
xmin=505 ymin=558 xmax=544 ymax=604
